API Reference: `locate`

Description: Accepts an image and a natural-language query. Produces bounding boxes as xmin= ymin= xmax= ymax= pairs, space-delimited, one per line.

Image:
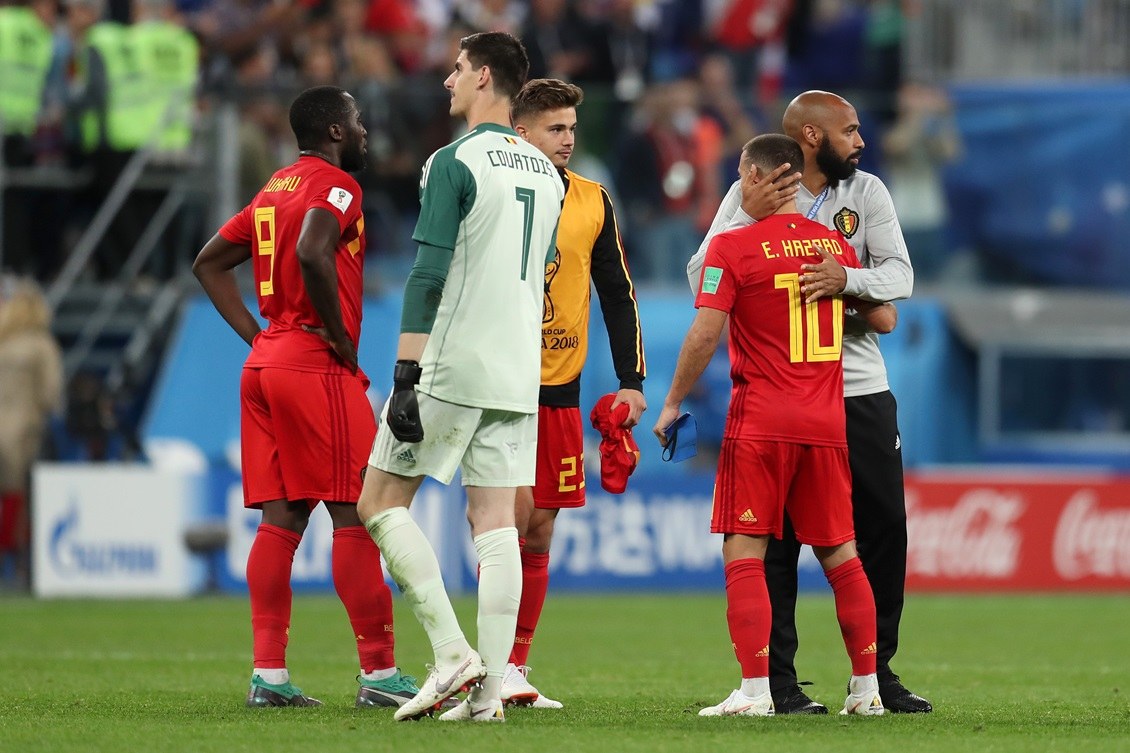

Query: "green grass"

xmin=1 ymin=593 xmax=1127 ymax=752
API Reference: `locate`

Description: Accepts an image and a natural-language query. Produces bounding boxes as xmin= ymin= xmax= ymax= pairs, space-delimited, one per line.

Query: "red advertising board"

xmin=904 ymin=471 xmax=1130 ymax=592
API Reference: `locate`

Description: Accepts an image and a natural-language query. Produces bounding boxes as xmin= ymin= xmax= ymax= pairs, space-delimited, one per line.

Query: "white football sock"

xmin=470 ymin=526 xmax=521 ymax=703
xmin=740 ymin=677 xmax=770 ymax=698
xmin=364 ymin=507 xmax=470 ymax=664
xmin=360 ymin=667 xmax=397 ymax=682
xmin=254 ymin=668 xmax=288 ymax=685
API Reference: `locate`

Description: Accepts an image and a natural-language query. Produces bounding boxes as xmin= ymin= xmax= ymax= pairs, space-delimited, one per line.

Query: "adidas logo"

xmin=894 ymin=435 xmax=901 ymax=451
xmin=738 ymin=509 xmax=757 ymax=523
xmin=755 ymin=645 xmax=769 ymax=658
xmin=396 ymin=448 xmax=416 ymax=465
xmin=861 ymin=642 xmax=877 ymax=655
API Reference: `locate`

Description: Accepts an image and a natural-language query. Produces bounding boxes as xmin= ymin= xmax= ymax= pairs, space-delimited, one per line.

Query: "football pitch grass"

xmin=1 ymin=592 xmax=1127 ymax=753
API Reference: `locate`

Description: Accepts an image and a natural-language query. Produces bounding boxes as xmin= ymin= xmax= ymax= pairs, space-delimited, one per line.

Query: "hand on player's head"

xmin=742 ymin=163 xmax=801 ymax=221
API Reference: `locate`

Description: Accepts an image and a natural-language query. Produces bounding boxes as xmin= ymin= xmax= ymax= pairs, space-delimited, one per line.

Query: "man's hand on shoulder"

xmin=612 ymin=388 xmax=647 ymax=429
xmin=800 ymin=246 xmax=848 ymax=302
xmin=741 ymin=163 xmax=801 ymax=221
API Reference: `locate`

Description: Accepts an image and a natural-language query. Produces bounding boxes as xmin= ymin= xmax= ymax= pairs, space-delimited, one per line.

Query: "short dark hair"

xmin=288 ymin=86 xmax=352 ymax=151
xmin=460 ymin=31 xmax=529 ymax=100
xmin=742 ymin=133 xmax=804 ymax=179
xmin=511 ymin=78 xmax=584 ymax=125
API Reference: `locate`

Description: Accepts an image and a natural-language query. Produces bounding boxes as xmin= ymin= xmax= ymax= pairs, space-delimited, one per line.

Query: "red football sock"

xmin=826 ymin=557 xmax=878 ymax=676
xmin=0 ymin=492 xmax=23 ymax=551
xmin=724 ymin=558 xmax=770 ymax=678
xmin=247 ymin=523 xmax=301 ymax=669
xmin=509 ymin=549 xmax=549 ymax=666
xmin=332 ymin=525 xmax=395 ymax=672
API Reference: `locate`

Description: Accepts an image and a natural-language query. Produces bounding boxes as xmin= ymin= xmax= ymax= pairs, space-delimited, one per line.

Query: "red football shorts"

xmin=240 ymin=366 xmax=376 ymax=508
xmin=533 ymin=405 xmax=586 ymax=509
xmin=711 ymin=439 xmax=855 ymax=546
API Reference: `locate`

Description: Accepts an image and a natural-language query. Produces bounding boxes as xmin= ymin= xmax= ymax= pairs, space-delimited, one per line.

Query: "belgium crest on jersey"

xmin=833 ymin=206 xmax=860 ymax=238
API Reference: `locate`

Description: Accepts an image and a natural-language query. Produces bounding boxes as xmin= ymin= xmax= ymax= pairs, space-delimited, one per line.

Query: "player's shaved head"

xmin=782 ymin=90 xmax=864 ymax=187
xmin=782 ymin=90 xmax=853 ymax=140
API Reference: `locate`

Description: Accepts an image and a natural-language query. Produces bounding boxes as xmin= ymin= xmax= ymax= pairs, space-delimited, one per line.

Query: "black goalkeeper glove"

xmin=387 ymin=359 xmax=424 ymax=442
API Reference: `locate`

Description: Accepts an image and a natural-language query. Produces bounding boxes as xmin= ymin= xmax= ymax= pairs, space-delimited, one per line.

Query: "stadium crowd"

xmin=1 ymin=0 xmax=938 ymax=286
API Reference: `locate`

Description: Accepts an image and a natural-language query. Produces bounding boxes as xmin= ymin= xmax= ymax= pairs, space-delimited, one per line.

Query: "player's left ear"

xmin=477 ymin=64 xmax=491 ymax=91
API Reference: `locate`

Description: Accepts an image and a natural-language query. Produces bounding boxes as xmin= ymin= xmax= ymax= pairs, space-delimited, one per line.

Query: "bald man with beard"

xmin=687 ymin=91 xmax=931 ymax=715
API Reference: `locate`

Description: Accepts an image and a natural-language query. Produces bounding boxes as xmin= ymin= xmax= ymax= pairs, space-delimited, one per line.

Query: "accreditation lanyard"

xmin=806 ymin=186 xmax=829 ymax=220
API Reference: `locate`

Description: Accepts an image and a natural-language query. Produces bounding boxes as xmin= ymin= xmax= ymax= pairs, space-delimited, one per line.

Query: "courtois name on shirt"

xmin=486 ymin=149 xmax=556 ymax=177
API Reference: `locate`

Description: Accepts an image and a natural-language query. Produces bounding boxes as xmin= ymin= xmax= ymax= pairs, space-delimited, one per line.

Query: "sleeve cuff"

xmin=727 ymin=207 xmax=756 ymax=229
xmin=842 ymin=266 xmax=864 ymax=297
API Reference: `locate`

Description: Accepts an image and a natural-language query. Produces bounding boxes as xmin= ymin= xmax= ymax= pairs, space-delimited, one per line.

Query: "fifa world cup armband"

xmin=387 ymin=360 xmax=424 ymax=442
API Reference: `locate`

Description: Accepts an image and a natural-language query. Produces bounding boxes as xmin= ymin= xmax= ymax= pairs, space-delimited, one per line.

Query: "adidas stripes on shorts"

xmin=240 ymin=366 xmax=376 ymax=508
xmin=710 ymin=438 xmax=855 ymax=547
xmin=368 ymin=391 xmax=537 ymax=487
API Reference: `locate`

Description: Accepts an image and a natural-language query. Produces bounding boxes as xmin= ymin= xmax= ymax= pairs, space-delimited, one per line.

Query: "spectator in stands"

xmin=230 ymin=45 xmax=288 ymax=205
xmin=782 ymin=0 xmax=867 ymax=97
xmin=60 ymin=0 xmax=201 ymax=282
xmin=582 ymin=0 xmax=654 ymax=97
xmin=299 ymin=41 xmax=339 ymax=87
xmin=862 ymin=0 xmax=903 ymax=124
xmin=881 ymin=81 xmax=961 ymax=282
xmin=615 ymin=78 xmax=722 ymax=284
xmin=519 ymin=0 xmax=593 ymax=81
xmin=0 ymin=0 xmax=58 ymax=277
xmin=131 ymin=0 xmax=201 ymax=279
xmin=452 ymin=0 xmax=526 ymax=35
xmin=0 ymin=0 xmax=55 ymax=167
xmin=571 ymin=0 xmax=657 ymax=149
xmin=63 ymin=370 xmax=120 ymax=461
xmin=189 ymin=0 xmax=304 ymax=91
xmin=358 ymin=0 xmax=430 ymax=74
xmin=704 ymin=0 xmax=793 ymax=105
xmin=647 ymin=0 xmax=701 ymax=83
xmin=345 ymin=35 xmax=432 ymax=279
xmin=698 ymin=51 xmax=761 ymax=195
xmin=0 ymin=277 xmax=63 ymax=587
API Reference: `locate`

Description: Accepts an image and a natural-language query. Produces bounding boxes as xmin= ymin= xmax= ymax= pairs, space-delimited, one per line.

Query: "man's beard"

xmin=341 ymin=142 xmax=366 ymax=173
xmin=815 ymin=137 xmax=859 ymax=189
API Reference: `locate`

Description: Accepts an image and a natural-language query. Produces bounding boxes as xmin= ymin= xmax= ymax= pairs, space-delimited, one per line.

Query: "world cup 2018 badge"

xmin=833 ymin=207 xmax=860 ymax=238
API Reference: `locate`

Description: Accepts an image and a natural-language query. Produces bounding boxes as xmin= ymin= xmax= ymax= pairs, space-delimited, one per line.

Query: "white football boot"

xmin=698 ymin=689 xmax=775 ymax=717
xmin=841 ymin=674 xmax=886 ymax=716
xmin=439 ymin=697 xmax=506 ymax=723
xmin=393 ymin=649 xmax=486 ymax=721
xmin=500 ymin=663 xmax=563 ymax=709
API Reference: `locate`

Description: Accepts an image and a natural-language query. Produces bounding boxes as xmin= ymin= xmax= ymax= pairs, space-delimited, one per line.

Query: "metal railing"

xmin=905 ymin=0 xmax=1130 ymax=82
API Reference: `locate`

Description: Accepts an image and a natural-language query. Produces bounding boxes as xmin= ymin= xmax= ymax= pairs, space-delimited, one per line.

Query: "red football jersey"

xmin=220 ymin=155 xmax=366 ymax=376
xmin=695 ymin=214 xmax=861 ymax=445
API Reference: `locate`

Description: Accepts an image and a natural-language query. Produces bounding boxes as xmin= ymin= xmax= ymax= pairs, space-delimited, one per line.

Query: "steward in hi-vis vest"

xmin=0 ymin=4 xmax=53 ymax=139
xmin=130 ymin=15 xmax=198 ymax=152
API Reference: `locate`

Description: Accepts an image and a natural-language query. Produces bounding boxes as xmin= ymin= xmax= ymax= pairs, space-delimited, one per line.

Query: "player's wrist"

xmin=393 ymin=359 xmax=422 ymax=389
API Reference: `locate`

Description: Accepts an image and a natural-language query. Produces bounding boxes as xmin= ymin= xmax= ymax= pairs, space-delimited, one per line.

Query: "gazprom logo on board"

xmin=49 ymin=501 xmax=159 ymax=576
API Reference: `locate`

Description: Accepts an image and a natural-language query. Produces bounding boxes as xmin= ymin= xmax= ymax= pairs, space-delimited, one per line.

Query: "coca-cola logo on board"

xmin=907 ymin=488 xmax=1024 ymax=578
xmin=1053 ymin=491 xmax=1130 ymax=580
